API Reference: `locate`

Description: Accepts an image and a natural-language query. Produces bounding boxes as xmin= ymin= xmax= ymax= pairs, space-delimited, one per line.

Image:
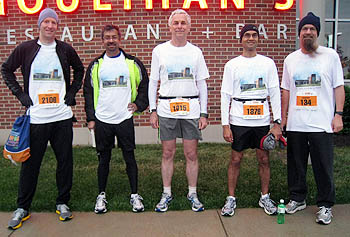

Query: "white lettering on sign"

xmin=147 ymin=24 xmax=159 ymax=40
xmin=125 ymin=25 xmax=137 ymax=40
xmin=7 ymin=29 xmax=16 ymax=44
xmin=2 ymin=23 xmax=289 ymax=44
xmin=277 ymin=24 xmax=287 ymax=40
xmin=82 ymin=26 xmax=94 ymax=41
xmin=61 ymin=27 xmax=73 ymax=42
xmin=25 ymin=28 xmax=34 ymax=39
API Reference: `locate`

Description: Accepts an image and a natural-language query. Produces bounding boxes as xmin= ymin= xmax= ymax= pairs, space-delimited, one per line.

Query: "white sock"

xmin=261 ymin=193 xmax=269 ymax=199
xmin=228 ymin=196 xmax=236 ymax=200
xmin=163 ymin=187 xmax=171 ymax=196
xmin=131 ymin=193 xmax=138 ymax=198
xmin=188 ymin=186 xmax=197 ymax=196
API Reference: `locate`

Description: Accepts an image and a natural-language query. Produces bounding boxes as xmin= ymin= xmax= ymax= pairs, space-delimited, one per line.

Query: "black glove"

xmin=64 ymin=92 xmax=76 ymax=106
xmin=18 ymin=93 xmax=33 ymax=108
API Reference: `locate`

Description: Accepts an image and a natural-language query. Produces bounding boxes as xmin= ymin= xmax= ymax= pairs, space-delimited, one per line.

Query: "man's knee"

xmin=230 ymin=151 xmax=243 ymax=166
xmin=257 ymin=152 xmax=269 ymax=166
xmin=184 ymin=149 xmax=198 ymax=162
xmin=162 ymin=147 xmax=176 ymax=161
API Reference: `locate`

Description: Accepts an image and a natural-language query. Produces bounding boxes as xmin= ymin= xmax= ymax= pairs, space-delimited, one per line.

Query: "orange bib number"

xmin=39 ymin=93 xmax=59 ymax=104
xmin=296 ymin=96 xmax=317 ymax=107
xmin=243 ymin=105 xmax=263 ymax=115
xmin=242 ymin=101 xmax=264 ymax=119
xmin=170 ymin=99 xmax=190 ymax=116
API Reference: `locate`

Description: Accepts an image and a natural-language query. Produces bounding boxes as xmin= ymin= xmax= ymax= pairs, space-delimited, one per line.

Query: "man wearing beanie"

xmin=281 ymin=12 xmax=345 ymax=225
xmin=2 ymin=8 xmax=84 ymax=229
xmin=220 ymin=24 xmax=282 ymax=217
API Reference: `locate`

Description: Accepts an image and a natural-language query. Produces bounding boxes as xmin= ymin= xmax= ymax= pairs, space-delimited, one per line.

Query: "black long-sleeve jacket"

xmin=83 ymin=49 xmax=149 ymax=122
xmin=1 ymin=37 xmax=84 ymax=106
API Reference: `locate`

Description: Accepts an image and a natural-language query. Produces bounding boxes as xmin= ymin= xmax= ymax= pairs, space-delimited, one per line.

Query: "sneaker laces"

xmin=317 ymin=207 xmax=333 ymax=217
xmin=96 ymin=194 xmax=107 ymax=206
xmin=289 ymin=200 xmax=299 ymax=207
xmin=224 ymin=197 xmax=235 ymax=208
xmin=159 ymin=193 xmax=171 ymax=205
xmin=132 ymin=194 xmax=143 ymax=207
xmin=58 ymin=204 xmax=70 ymax=213
xmin=262 ymin=195 xmax=276 ymax=208
xmin=189 ymin=193 xmax=201 ymax=205
xmin=12 ymin=209 xmax=25 ymax=220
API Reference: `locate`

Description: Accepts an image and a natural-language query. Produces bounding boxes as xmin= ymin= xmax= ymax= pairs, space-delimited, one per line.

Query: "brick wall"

xmin=0 ymin=0 xmax=296 ymax=129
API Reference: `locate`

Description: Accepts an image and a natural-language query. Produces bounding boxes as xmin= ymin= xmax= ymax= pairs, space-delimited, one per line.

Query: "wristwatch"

xmin=273 ymin=119 xmax=281 ymax=125
xmin=200 ymin=113 xmax=208 ymax=118
xmin=335 ymin=111 xmax=343 ymax=116
xmin=150 ymin=109 xmax=157 ymax=113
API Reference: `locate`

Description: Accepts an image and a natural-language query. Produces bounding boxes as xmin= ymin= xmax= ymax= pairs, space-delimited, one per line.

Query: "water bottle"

xmin=277 ymin=199 xmax=285 ymax=224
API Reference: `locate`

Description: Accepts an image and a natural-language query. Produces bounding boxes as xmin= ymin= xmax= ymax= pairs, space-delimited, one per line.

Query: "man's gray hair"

xmin=168 ymin=9 xmax=191 ymax=27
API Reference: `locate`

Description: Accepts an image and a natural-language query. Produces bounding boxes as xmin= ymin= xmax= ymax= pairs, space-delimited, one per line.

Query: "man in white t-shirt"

xmin=2 ymin=8 xmax=84 ymax=229
xmin=220 ymin=24 xmax=282 ymax=217
xmin=149 ymin=9 xmax=209 ymax=212
xmin=84 ymin=25 xmax=149 ymax=214
xmin=281 ymin=12 xmax=345 ymax=225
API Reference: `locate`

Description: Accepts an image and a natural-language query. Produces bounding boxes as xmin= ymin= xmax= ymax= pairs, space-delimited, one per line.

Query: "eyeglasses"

xmin=104 ymin=36 xmax=119 ymax=41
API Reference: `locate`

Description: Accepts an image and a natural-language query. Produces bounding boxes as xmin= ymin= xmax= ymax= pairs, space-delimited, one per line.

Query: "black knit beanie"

xmin=240 ymin=24 xmax=259 ymax=42
xmin=298 ymin=12 xmax=320 ymax=37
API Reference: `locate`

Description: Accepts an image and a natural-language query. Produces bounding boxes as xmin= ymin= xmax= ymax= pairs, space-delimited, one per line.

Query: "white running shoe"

xmin=130 ymin=194 xmax=145 ymax=212
xmin=94 ymin=192 xmax=108 ymax=214
xmin=316 ymin=206 xmax=333 ymax=225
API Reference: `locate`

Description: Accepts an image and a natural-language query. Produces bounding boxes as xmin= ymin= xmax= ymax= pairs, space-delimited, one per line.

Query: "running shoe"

xmin=56 ymin=204 xmax=73 ymax=221
xmin=187 ymin=193 xmax=204 ymax=212
xmin=258 ymin=193 xmax=277 ymax=215
xmin=316 ymin=206 xmax=333 ymax=225
xmin=95 ymin=192 xmax=108 ymax=214
xmin=130 ymin=194 xmax=145 ymax=212
xmin=221 ymin=196 xmax=236 ymax=217
xmin=155 ymin=193 xmax=173 ymax=212
xmin=8 ymin=208 xmax=30 ymax=230
xmin=285 ymin=200 xmax=306 ymax=214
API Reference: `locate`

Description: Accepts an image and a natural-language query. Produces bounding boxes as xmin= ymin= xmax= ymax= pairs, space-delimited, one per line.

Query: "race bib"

xmin=243 ymin=101 xmax=264 ymax=119
xmin=38 ymin=92 xmax=59 ymax=107
xmin=296 ymin=91 xmax=317 ymax=110
xmin=170 ymin=98 xmax=190 ymax=116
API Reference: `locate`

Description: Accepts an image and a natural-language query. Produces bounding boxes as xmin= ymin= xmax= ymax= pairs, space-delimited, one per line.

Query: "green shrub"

xmin=339 ymin=85 xmax=350 ymax=135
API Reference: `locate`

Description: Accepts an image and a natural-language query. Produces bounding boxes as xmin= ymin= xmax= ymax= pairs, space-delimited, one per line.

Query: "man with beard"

xmin=149 ymin=9 xmax=209 ymax=212
xmin=281 ymin=12 xmax=345 ymax=225
xmin=84 ymin=25 xmax=149 ymax=214
xmin=220 ymin=24 xmax=282 ymax=217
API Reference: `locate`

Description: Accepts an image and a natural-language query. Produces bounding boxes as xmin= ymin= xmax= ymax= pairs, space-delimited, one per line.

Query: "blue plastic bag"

xmin=3 ymin=113 xmax=30 ymax=165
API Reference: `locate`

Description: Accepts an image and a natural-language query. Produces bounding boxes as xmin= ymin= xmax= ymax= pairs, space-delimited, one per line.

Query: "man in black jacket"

xmin=1 ymin=8 xmax=84 ymax=229
xmin=83 ymin=24 xmax=149 ymax=214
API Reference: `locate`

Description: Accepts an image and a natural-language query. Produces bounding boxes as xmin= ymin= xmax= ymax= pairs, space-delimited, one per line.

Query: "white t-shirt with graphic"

xmin=29 ymin=41 xmax=72 ymax=124
xmin=221 ymin=54 xmax=280 ymax=126
xmin=95 ymin=53 xmax=132 ymax=124
xmin=281 ymin=46 xmax=344 ymax=133
xmin=150 ymin=41 xmax=209 ymax=119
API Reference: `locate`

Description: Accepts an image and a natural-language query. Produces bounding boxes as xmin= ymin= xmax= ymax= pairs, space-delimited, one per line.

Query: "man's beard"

xmin=302 ymin=38 xmax=317 ymax=52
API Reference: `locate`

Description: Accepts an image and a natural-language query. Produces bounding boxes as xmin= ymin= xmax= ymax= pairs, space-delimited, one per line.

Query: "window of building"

xmin=296 ymin=0 xmax=350 ymax=79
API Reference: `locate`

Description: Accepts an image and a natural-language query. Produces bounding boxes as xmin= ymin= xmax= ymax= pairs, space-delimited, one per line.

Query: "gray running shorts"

xmin=158 ymin=116 xmax=202 ymax=141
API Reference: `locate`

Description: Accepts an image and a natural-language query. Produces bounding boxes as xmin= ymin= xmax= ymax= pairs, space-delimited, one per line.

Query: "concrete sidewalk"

xmin=1 ymin=204 xmax=349 ymax=237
